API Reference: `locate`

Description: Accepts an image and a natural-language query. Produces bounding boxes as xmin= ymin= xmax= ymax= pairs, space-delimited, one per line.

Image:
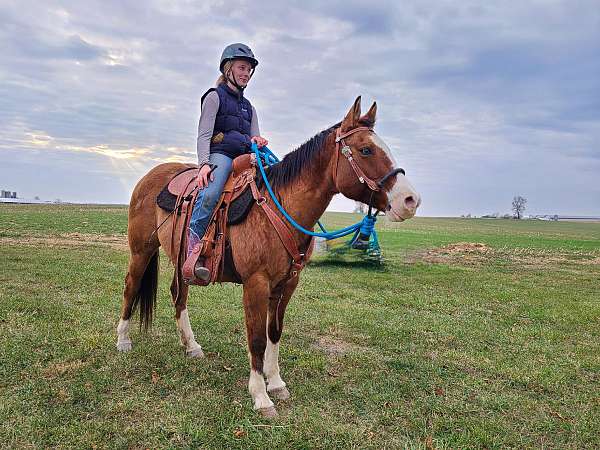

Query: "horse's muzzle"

xmin=385 ymin=173 xmax=420 ymax=222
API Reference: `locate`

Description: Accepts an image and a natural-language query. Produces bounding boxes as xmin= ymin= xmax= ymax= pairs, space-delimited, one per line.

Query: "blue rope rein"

xmin=359 ymin=214 xmax=376 ymax=236
xmin=251 ymin=142 xmax=377 ymax=241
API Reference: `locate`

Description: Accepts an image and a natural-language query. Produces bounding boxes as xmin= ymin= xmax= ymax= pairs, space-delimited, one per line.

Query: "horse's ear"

xmin=341 ymin=96 xmax=362 ymax=131
xmin=359 ymin=101 xmax=377 ymax=127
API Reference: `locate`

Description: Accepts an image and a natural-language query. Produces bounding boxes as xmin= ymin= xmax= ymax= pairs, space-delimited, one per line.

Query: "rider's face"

xmin=229 ymin=60 xmax=252 ymax=87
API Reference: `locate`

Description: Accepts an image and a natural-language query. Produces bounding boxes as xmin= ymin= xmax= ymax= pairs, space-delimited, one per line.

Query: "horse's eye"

xmin=360 ymin=147 xmax=372 ymax=156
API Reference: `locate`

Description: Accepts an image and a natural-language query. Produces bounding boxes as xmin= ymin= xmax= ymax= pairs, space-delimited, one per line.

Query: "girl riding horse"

xmin=189 ymin=43 xmax=269 ymax=282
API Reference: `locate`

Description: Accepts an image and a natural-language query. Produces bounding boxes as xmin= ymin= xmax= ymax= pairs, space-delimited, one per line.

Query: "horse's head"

xmin=332 ymin=96 xmax=421 ymax=221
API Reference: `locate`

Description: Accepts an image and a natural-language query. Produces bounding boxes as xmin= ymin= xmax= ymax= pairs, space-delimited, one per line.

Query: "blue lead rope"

xmin=251 ymin=142 xmax=377 ymax=241
xmin=358 ymin=214 xmax=376 ymax=236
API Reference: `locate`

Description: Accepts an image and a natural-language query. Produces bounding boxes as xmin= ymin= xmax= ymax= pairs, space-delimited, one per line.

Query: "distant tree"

xmin=512 ymin=195 xmax=527 ymax=219
xmin=34 ymin=196 xmax=40 ymax=200
xmin=353 ymin=201 xmax=366 ymax=215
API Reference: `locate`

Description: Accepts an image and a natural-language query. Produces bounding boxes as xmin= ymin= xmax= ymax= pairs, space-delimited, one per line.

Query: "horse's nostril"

xmin=404 ymin=195 xmax=417 ymax=209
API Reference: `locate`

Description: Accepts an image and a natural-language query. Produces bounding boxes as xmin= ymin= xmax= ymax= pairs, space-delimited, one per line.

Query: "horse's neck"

xmin=276 ymin=141 xmax=336 ymax=238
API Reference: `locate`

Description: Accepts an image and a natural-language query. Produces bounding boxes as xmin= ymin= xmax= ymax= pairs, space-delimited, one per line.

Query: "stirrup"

xmin=183 ymin=245 xmax=211 ymax=285
xmin=193 ymin=260 xmax=211 ymax=282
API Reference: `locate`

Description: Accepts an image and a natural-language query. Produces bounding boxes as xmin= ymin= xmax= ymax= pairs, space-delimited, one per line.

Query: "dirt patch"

xmin=42 ymin=360 xmax=86 ymax=378
xmin=1 ymin=232 xmax=128 ymax=250
xmin=411 ymin=242 xmax=600 ymax=268
xmin=439 ymin=242 xmax=491 ymax=254
xmin=313 ymin=336 xmax=364 ymax=356
xmin=416 ymin=242 xmax=491 ymax=265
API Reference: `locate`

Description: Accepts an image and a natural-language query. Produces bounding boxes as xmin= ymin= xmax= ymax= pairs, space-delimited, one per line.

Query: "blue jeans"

xmin=188 ymin=153 xmax=233 ymax=248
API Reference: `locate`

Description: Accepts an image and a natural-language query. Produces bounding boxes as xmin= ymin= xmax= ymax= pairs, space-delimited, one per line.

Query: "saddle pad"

xmin=156 ymin=184 xmax=255 ymax=225
xmin=226 ymin=187 xmax=254 ymax=225
xmin=156 ymin=185 xmax=179 ymax=211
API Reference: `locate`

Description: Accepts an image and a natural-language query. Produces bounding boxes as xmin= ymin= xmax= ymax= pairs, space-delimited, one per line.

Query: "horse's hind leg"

xmin=171 ymin=276 xmax=204 ymax=358
xmin=116 ymin=250 xmax=157 ymax=351
xmin=264 ymin=277 xmax=298 ymax=401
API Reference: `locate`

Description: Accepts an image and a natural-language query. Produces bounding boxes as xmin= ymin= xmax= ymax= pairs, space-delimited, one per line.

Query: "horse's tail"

xmin=131 ymin=250 xmax=160 ymax=330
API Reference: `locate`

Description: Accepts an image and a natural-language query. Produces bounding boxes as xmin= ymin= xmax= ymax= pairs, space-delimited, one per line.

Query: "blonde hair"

xmin=215 ymin=60 xmax=233 ymax=86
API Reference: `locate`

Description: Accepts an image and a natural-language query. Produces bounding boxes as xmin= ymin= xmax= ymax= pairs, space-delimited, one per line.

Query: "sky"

xmin=1 ymin=0 xmax=598 ymax=216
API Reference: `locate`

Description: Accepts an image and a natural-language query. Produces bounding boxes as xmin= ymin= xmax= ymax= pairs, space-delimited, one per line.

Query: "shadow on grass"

xmin=308 ymin=257 xmax=389 ymax=272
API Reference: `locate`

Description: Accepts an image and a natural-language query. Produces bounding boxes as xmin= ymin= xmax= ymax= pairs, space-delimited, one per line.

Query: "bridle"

xmin=333 ymin=126 xmax=405 ymax=213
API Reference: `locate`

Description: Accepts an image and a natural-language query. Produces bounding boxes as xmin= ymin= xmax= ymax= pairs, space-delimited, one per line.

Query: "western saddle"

xmin=162 ymin=153 xmax=313 ymax=296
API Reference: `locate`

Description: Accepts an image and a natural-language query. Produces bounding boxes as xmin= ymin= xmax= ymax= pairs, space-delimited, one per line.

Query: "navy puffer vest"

xmin=208 ymin=83 xmax=253 ymax=159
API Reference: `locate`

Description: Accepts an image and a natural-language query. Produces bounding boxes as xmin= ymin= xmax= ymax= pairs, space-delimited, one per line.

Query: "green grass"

xmin=1 ymin=204 xmax=599 ymax=448
xmin=0 ymin=204 xmax=128 ymax=237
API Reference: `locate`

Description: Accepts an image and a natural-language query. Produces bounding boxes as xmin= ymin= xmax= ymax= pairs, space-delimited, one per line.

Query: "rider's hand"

xmin=251 ymin=136 xmax=268 ymax=148
xmin=197 ymin=164 xmax=214 ymax=189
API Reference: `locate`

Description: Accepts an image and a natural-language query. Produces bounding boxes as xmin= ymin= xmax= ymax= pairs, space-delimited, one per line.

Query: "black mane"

xmin=261 ymin=123 xmax=340 ymax=190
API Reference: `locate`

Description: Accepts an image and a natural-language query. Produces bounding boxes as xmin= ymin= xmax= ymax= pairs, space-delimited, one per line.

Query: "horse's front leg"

xmin=264 ymin=277 xmax=298 ymax=401
xmin=242 ymin=272 xmax=277 ymax=417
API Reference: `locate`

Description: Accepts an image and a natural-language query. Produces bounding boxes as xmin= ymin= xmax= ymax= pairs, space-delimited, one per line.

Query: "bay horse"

xmin=116 ymin=97 xmax=421 ymax=417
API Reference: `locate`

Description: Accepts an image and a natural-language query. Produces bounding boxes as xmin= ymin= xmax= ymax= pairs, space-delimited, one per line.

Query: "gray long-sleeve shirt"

xmin=196 ymin=90 xmax=260 ymax=166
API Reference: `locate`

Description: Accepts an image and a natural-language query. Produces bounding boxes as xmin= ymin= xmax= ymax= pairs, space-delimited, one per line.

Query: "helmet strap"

xmin=226 ymin=68 xmax=245 ymax=93
xmin=225 ymin=65 xmax=255 ymax=93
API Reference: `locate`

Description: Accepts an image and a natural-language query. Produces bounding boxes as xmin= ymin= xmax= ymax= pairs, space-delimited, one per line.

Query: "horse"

xmin=116 ymin=96 xmax=421 ymax=417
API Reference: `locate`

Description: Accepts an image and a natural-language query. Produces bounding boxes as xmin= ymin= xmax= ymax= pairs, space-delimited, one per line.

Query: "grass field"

xmin=1 ymin=204 xmax=599 ymax=449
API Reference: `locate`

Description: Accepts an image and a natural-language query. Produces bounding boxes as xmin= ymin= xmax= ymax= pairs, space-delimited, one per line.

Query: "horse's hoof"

xmin=186 ymin=347 xmax=205 ymax=358
xmin=269 ymin=386 xmax=290 ymax=401
xmin=257 ymin=406 xmax=278 ymax=418
xmin=116 ymin=341 xmax=132 ymax=352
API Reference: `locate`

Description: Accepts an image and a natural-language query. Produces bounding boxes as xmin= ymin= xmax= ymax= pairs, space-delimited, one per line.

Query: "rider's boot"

xmin=187 ymin=229 xmax=210 ymax=283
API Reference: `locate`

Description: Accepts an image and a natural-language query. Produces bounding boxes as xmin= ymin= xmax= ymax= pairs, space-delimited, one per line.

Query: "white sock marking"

xmin=265 ymin=339 xmax=286 ymax=391
xmin=176 ymin=309 xmax=202 ymax=354
xmin=249 ymin=369 xmax=274 ymax=410
xmin=116 ymin=318 xmax=132 ymax=350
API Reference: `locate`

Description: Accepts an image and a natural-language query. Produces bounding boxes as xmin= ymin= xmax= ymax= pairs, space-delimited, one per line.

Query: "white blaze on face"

xmin=370 ymin=134 xmax=421 ymax=221
xmin=370 ymin=133 xmax=397 ymax=166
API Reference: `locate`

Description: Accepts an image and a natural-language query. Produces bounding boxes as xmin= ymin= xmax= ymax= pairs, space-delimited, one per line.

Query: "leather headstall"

xmin=333 ymin=126 xmax=380 ymax=192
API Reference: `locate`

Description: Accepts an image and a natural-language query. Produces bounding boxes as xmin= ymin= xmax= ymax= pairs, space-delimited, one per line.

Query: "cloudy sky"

xmin=1 ymin=0 xmax=598 ymax=216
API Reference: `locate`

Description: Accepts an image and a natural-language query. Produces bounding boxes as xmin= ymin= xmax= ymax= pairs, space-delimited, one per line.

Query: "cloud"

xmin=0 ymin=0 xmax=598 ymax=216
